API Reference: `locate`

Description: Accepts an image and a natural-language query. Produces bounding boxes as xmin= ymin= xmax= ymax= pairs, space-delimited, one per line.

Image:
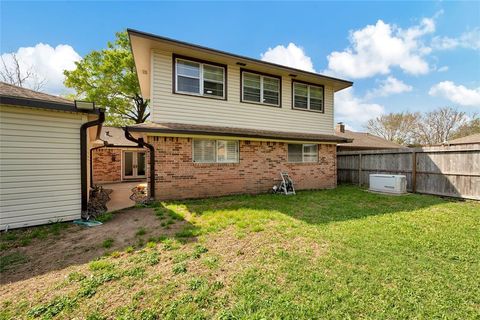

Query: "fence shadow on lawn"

xmin=0 ymin=206 xmax=199 ymax=284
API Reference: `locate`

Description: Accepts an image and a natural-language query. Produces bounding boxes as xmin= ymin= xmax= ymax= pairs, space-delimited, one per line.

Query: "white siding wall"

xmin=0 ymin=105 xmax=84 ymax=230
xmin=151 ymin=50 xmax=335 ymax=135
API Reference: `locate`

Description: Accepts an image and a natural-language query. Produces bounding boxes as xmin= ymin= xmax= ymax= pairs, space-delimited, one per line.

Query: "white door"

xmin=123 ymin=151 xmax=146 ymax=179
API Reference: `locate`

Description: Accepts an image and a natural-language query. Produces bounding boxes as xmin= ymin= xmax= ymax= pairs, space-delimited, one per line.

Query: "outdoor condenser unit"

xmin=369 ymin=174 xmax=407 ymax=194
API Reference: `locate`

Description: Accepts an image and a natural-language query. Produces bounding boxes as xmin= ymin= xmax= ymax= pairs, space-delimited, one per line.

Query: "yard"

xmin=1 ymin=186 xmax=479 ymax=319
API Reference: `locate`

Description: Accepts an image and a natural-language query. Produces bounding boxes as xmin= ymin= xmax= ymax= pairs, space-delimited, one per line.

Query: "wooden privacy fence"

xmin=337 ymin=144 xmax=480 ymax=200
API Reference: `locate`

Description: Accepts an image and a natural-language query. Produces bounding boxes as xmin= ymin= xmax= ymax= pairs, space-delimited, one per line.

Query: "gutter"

xmin=124 ymin=127 xmax=156 ymax=200
xmin=81 ymin=110 xmax=105 ymax=213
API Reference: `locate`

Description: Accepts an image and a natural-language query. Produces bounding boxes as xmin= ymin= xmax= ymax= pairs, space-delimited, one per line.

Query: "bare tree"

xmin=415 ymin=107 xmax=468 ymax=145
xmin=366 ymin=112 xmax=419 ymax=145
xmin=0 ymin=53 xmax=46 ymax=91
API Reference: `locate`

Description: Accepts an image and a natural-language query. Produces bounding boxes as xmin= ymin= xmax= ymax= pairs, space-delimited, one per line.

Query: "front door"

xmin=123 ymin=151 xmax=146 ymax=180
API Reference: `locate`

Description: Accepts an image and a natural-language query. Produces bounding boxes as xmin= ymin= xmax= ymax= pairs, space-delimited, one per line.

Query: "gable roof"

xmin=0 ymin=82 xmax=96 ymax=114
xmin=336 ymin=129 xmax=405 ymax=150
xmin=446 ymin=133 xmax=480 ymax=145
xmin=127 ymin=29 xmax=353 ymax=99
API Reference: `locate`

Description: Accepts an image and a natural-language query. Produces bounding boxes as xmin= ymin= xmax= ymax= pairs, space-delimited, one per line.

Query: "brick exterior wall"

xmin=148 ymin=136 xmax=337 ymax=200
xmin=92 ymin=148 xmax=122 ymax=184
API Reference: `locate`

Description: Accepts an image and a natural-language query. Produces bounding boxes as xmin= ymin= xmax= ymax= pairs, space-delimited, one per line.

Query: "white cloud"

xmin=429 ymin=81 xmax=480 ymax=107
xmin=335 ymin=88 xmax=385 ymax=129
xmin=366 ymin=76 xmax=412 ymax=99
xmin=326 ymin=17 xmax=437 ymax=78
xmin=437 ymin=66 xmax=449 ymax=72
xmin=1 ymin=43 xmax=81 ymax=94
xmin=260 ymin=43 xmax=315 ymax=72
xmin=432 ymin=28 xmax=480 ymax=51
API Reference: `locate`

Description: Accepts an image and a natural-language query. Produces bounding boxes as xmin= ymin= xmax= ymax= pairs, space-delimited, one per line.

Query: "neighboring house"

xmin=335 ymin=123 xmax=405 ymax=152
xmin=445 ymin=133 xmax=480 ymax=146
xmin=92 ymin=126 xmax=145 ymax=184
xmin=127 ymin=29 xmax=352 ymax=200
xmin=0 ymin=82 xmax=104 ymax=230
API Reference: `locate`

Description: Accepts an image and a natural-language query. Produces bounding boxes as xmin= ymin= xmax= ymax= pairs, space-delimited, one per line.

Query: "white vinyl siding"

xmin=193 ymin=139 xmax=238 ymax=163
xmin=151 ymin=50 xmax=335 ymax=135
xmin=293 ymin=82 xmax=324 ymax=112
xmin=0 ymin=105 xmax=83 ymax=230
xmin=175 ymin=58 xmax=225 ymax=98
xmin=288 ymin=144 xmax=318 ymax=163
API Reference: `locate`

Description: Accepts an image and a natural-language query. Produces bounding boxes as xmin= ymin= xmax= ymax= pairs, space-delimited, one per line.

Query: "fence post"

xmin=412 ymin=150 xmax=417 ymax=193
xmin=358 ymin=153 xmax=362 ymax=186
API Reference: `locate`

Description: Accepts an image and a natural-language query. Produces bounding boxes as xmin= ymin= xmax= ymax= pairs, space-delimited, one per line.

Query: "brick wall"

xmin=148 ymin=137 xmax=337 ymax=200
xmin=92 ymin=148 xmax=122 ymax=184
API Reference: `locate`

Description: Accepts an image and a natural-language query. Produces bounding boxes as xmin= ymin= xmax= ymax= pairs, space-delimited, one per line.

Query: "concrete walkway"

xmin=101 ymin=181 xmax=147 ymax=212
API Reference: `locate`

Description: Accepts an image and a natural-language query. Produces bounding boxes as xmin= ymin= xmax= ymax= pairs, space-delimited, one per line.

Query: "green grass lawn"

xmin=1 ymin=186 xmax=479 ymax=319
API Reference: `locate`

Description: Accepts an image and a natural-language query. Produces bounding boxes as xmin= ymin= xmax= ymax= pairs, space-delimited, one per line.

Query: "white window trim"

xmin=288 ymin=143 xmax=319 ymax=163
xmin=242 ymin=71 xmax=280 ymax=107
xmin=175 ymin=58 xmax=225 ymax=99
xmin=192 ymin=139 xmax=239 ymax=164
xmin=293 ymin=82 xmax=324 ymax=112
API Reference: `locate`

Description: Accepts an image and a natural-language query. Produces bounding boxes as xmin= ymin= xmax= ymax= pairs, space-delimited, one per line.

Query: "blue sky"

xmin=1 ymin=1 xmax=479 ymax=130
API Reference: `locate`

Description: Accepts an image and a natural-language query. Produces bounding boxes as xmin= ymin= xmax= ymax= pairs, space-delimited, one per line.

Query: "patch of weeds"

xmin=166 ymin=219 xmax=175 ymax=225
xmin=67 ymin=271 xmax=86 ymax=283
xmin=139 ymin=309 xmax=159 ymax=320
xmin=89 ymin=260 xmax=114 ymax=271
xmin=168 ymin=211 xmax=183 ymax=221
xmin=78 ymin=271 xmax=120 ymax=298
xmin=136 ymin=227 xmax=147 ymax=237
xmin=28 ymin=296 xmax=77 ymax=318
xmin=96 ymin=212 xmax=113 ymax=223
xmin=172 ymin=262 xmax=187 ymax=275
xmin=192 ymin=244 xmax=208 ymax=259
xmin=125 ymin=246 xmax=134 ymax=253
xmin=146 ymin=241 xmax=156 ymax=249
xmin=251 ymin=225 xmax=264 ymax=232
xmin=211 ymin=280 xmax=225 ymax=291
xmin=175 ymin=227 xmax=198 ymax=238
xmin=48 ymin=222 xmax=68 ymax=236
xmin=147 ymin=236 xmax=157 ymax=243
xmin=102 ymin=238 xmax=114 ymax=249
xmin=160 ymin=222 xmax=167 ymax=227
xmin=187 ymin=277 xmax=206 ymax=291
xmin=146 ymin=251 xmax=160 ymax=266
xmin=2 ymin=233 xmax=18 ymax=241
xmin=136 ymin=239 xmax=145 ymax=248
xmin=20 ymin=238 xmax=31 ymax=246
xmin=0 ymin=252 xmax=28 ymax=272
xmin=202 ymin=256 xmax=219 ymax=270
xmin=161 ymin=238 xmax=180 ymax=251
xmin=86 ymin=312 xmax=107 ymax=320
xmin=123 ymin=266 xmax=145 ymax=279
xmin=173 ymin=252 xmax=190 ymax=263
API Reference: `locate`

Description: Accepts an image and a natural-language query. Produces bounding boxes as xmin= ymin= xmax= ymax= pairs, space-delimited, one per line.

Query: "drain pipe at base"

xmin=124 ymin=128 xmax=156 ymax=200
xmin=80 ymin=110 xmax=105 ymax=213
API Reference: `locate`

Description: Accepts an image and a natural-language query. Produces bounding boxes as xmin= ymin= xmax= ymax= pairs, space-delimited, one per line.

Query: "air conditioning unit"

xmin=369 ymin=174 xmax=407 ymax=194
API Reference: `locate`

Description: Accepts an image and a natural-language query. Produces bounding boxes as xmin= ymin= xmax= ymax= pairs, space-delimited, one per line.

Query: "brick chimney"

xmin=335 ymin=122 xmax=345 ymax=133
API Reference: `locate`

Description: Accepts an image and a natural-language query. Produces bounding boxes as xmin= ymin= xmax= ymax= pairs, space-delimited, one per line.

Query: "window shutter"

xmin=193 ymin=140 xmax=215 ymax=163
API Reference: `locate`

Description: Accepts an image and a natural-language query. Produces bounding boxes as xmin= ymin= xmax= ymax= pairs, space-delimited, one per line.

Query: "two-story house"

xmin=126 ymin=29 xmax=353 ymax=200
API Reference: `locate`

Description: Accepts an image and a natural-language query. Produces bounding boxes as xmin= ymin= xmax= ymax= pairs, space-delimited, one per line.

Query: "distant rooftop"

xmin=446 ymin=133 xmax=480 ymax=145
xmin=335 ymin=123 xmax=404 ymax=150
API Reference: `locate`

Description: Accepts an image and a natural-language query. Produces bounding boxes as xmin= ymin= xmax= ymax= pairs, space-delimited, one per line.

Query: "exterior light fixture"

xmin=74 ymin=100 xmax=95 ymax=111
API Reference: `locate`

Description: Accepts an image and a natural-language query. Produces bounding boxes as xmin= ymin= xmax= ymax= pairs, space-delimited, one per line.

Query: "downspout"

xmin=89 ymin=142 xmax=114 ymax=188
xmin=124 ymin=127 xmax=156 ymax=200
xmin=81 ymin=110 xmax=105 ymax=213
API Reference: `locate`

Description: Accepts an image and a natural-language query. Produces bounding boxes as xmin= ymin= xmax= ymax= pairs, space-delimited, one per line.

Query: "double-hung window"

xmin=175 ymin=57 xmax=226 ymax=99
xmin=293 ymin=82 xmax=324 ymax=112
xmin=288 ymin=144 xmax=318 ymax=163
xmin=242 ymin=70 xmax=280 ymax=106
xmin=193 ymin=139 xmax=239 ymax=163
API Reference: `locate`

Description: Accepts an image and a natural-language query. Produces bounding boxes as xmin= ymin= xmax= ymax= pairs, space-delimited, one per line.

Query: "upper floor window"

xmin=241 ymin=70 xmax=281 ymax=107
xmin=193 ymin=139 xmax=239 ymax=163
xmin=288 ymin=143 xmax=318 ymax=163
xmin=293 ymin=82 xmax=324 ymax=112
xmin=175 ymin=57 xmax=226 ymax=99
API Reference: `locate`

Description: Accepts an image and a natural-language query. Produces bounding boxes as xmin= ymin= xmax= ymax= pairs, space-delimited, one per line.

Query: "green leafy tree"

xmin=64 ymin=31 xmax=148 ymax=125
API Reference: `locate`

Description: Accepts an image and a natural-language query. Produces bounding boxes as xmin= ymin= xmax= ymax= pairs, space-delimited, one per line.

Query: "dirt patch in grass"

xmin=0 ymin=207 xmax=192 ymax=284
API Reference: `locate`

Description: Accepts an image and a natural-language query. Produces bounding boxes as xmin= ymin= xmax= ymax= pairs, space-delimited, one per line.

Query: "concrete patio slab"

xmin=101 ymin=181 xmax=147 ymax=212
